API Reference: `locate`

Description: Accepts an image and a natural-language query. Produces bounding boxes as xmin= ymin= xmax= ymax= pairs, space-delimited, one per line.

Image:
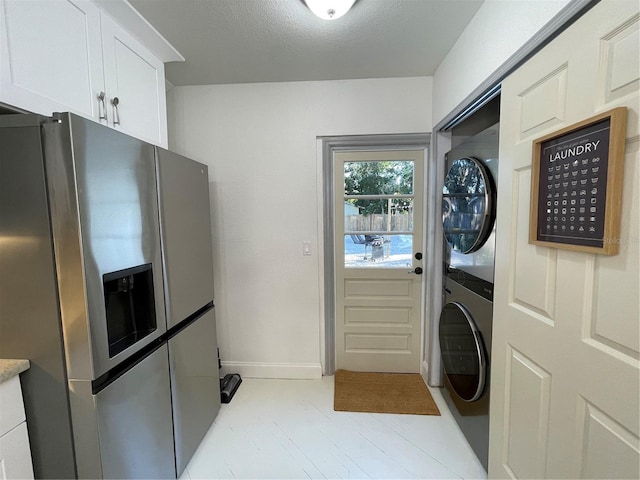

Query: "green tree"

xmin=344 ymin=161 xmax=413 ymax=215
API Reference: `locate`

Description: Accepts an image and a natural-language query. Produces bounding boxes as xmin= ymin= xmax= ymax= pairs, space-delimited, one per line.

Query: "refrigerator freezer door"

xmin=43 ymin=113 xmax=167 ymax=381
xmin=156 ymin=148 xmax=215 ymax=328
xmin=168 ymin=308 xmax=221 ymax=475
xmin=95 ymin=345 xmax=176 ymax=479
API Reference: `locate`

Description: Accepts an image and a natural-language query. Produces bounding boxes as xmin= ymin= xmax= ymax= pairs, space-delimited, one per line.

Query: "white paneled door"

xmin=490 ymin=1 xmax=640 ymax=478
xmin=335 ymin=150 xmax=424 ymax=373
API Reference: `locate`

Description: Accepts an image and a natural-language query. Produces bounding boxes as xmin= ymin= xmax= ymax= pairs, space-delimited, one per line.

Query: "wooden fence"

xmin=345 ymin=213 xmax=412 ymax=232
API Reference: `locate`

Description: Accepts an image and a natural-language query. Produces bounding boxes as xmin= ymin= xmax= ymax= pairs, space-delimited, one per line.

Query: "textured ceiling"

xmin=129 ymin=0 xmax=484 ymax=86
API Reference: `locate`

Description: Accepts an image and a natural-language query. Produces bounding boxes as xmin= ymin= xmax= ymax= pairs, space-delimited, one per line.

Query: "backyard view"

xmin=344 ymin=234 xmax=413 ymax=267
xmin=343 ymin=160 xmax=415 ymax=268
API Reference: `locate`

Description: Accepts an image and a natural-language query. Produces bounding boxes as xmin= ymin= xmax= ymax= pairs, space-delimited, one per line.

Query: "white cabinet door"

xmin=101 ymin=13 xmax=168 ymax=147
xmin=0 ymin=0 xmax=104 ymax=119
xmin=0 ymin=423 xmax=34 ymax=480
xmin=0 ymin=377 xmax=33 ymax=480
xmin=0 ymin=376 xmax=25 ymax=435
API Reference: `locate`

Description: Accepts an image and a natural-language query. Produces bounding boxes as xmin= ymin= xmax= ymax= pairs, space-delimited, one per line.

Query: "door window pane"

xmin=344 ymin=199 xmax=413 ymax=233
xmin=344 ymin=234 xmax=413 ymax=268
xmin=344 ymin=161 xmax=414 ymax=195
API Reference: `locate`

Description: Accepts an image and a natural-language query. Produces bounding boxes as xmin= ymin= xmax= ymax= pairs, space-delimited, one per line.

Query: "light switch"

xmin=303 ymin=241 xmax=311 ymax=256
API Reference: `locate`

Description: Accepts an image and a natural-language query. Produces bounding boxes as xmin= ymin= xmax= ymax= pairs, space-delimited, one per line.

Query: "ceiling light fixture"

xmin=305 ymin=0 xmax=356 ymax=20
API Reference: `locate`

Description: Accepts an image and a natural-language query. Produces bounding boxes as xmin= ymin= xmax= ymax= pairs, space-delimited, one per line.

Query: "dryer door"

xmin=442 ymin=156 xmax=495 ymax=254
xmin=439 ymin=301 xmax=488 ymax=402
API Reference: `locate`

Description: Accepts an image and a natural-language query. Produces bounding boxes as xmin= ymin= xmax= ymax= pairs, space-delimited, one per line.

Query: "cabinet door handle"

xmin=97 ymin=92 xmax=107 ymax=122
xmin=111 ymin=96 xmax=120 ymax=126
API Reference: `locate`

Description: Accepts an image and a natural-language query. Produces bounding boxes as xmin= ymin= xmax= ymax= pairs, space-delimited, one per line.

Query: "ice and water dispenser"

xmin=103 ymin=264 xmax=158 ymax=358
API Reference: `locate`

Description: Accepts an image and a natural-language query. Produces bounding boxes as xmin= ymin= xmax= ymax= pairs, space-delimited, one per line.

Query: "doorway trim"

xmin=321 ymin=133 xmax=431 ymax=375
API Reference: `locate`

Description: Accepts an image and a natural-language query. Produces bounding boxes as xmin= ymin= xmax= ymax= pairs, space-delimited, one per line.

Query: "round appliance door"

xmin=442 ymin=156 xmax=495 ymax=253
xmin=439 ymin=301 xmax=487 ymax=402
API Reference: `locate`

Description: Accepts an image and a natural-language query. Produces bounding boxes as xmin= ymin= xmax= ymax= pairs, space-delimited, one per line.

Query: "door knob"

xmin=415 ymin=252 xmax=423 ymax=260
xmin=408 ymin=267 xmax=423 ymax=275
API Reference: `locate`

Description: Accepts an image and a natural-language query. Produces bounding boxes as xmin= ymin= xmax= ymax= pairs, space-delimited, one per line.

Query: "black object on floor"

xmin=220 ymin=373 xmax=242 ymax=403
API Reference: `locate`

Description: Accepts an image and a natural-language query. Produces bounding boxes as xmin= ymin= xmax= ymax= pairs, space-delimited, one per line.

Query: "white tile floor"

xmin=180 ymin=376 xmax=488 ymax=480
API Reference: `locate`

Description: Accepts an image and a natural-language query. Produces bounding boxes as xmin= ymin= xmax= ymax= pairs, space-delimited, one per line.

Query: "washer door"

xmin=442 ymin=156 xmax=495 ymax=254
xmin=439 ymin=301 xmax=487 ymax=402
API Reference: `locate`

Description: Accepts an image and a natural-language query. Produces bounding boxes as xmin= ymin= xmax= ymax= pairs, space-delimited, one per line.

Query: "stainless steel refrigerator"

xmin=156 ymin=147 xmax=221 ymax=475
xmin=0 ymin=112 xmax=220 ymax=478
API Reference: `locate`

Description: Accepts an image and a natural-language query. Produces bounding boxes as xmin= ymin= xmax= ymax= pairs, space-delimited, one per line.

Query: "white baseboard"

xmin=421 ymin=360 xmax=430 ymax=386
xmin=220 ymin=361 xmax=323 ymax=380
xmin=422 ymin=359 xmax=443 ymax=387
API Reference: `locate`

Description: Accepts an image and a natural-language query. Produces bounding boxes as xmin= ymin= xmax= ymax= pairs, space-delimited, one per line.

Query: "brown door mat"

xmin=333 ymin=369 xmax=441 ymax=415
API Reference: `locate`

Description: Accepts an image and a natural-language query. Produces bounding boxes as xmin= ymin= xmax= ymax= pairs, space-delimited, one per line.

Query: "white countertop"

xmin=0 ymin=359 xmax=30 ymax=383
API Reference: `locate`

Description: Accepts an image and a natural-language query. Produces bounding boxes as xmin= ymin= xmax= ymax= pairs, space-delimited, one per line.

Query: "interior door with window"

xmin=335 ymin=149 xmax=424 ymax=373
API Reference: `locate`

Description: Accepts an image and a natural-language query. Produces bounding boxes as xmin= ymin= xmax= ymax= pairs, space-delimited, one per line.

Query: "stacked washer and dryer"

xmin=439 ymin=98 xmax=500 ymax=472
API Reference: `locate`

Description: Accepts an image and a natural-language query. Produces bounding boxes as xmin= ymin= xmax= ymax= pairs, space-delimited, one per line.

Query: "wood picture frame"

xmin=529 ymin=107 xmax=627 ymax=255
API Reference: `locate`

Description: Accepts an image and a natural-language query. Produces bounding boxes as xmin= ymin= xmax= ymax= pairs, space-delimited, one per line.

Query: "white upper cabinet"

xmin=0 ymin=0 xmax=105 ymax=119
xmin=0 ymin=0 xmax=179 ymax=147
xmin=101 ymin=13 xmax=167 ymax=147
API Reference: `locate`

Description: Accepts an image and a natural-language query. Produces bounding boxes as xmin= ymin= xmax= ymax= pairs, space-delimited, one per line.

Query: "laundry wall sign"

xmin=529 ymin=107 xmax=627 ymax=255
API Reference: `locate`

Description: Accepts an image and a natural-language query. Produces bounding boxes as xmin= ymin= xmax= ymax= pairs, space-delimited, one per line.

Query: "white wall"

xmin=432 ymin=0 xmax=572 ymax=126
xmin=167 ymin=77 xmax=431 ymax=379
